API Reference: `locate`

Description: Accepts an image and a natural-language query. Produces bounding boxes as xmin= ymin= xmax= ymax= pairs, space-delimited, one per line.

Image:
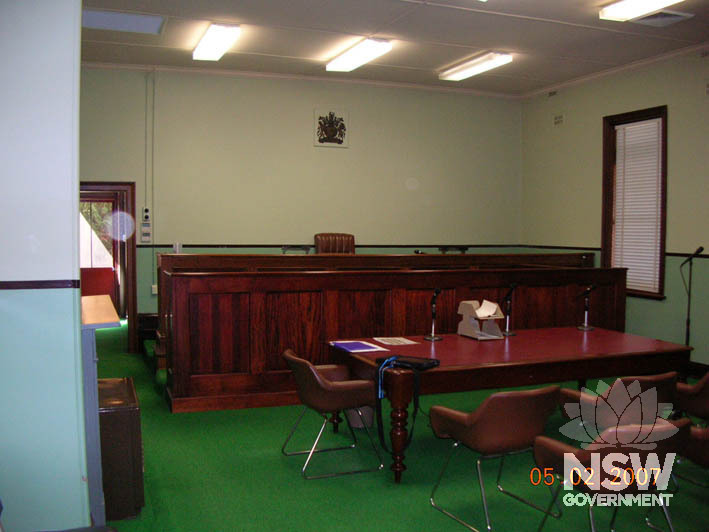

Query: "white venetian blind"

xmin=612 ymin=118 xmax=662 ymax=293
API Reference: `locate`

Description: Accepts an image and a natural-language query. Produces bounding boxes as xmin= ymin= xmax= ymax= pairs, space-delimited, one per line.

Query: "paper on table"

xmin=475 ymin=299 xmax=498 ymax=318
xmin=372 ymin=337 xmax=418 ymax=346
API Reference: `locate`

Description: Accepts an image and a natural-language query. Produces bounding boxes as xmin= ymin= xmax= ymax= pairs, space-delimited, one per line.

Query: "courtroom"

xmin=2 ymin=1 xmax=708 ymax=531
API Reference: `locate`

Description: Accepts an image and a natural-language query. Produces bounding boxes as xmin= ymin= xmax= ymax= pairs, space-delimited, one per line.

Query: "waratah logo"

xmin=559 ymin=379 xmax=676 ymax=450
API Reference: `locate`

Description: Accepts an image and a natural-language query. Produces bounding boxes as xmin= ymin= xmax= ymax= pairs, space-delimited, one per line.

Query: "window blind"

xmin=612 ymin=118 xmax=662 ymax=293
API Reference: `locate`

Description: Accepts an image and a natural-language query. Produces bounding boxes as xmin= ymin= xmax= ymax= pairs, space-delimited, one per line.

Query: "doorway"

xmin=80 ymin=182 xmax=138 ymax=352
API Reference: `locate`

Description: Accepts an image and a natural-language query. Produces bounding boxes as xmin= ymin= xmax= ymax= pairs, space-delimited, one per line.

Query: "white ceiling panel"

xmin=80 ymin=0 xmax=709 ymax=97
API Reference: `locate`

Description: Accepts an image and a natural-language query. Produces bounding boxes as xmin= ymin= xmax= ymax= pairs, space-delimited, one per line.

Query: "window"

xmin=602 ymin=106 xmax=667 ymax=299
xmin=79 ymin=200 xmax=115 ymax=268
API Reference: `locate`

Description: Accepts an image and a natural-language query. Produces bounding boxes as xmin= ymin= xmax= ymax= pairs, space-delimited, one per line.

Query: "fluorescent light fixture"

xmin=82 ymin=9 xmax=164 ymax=34
xmin=439 ymin=52 xmax=513 ymax=81
xmin=599 ymin=0 xmax=685 ymax=21
xmin=326 ymin=39 xmax=393 ymax=72
xmin=193 ymin=24 xmax=241 ymax=61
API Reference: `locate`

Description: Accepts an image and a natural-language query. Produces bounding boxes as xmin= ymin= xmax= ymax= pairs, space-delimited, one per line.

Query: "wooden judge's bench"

xmin=155 ymin=252 xmax=627 ymax=412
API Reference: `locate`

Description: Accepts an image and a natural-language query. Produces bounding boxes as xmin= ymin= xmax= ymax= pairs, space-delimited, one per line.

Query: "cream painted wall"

xmin=1 ymin=1 xmax=81 ymax=281
xmin=81 ymin=68 xmax=522 ymax=245
xmin=520 ymin=51 xmax=709 ymax=251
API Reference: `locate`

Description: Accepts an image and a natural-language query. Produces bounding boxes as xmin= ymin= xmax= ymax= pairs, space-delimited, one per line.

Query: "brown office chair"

xmin=672 ymin=422 xmax=709 ymax=489
xmin=534 ymin=418 xmax=691 ymax=532
xmin=429 ymin=386 xmax=561 ymax=531
xmin=281 ymin=349 xmax=383 ymax=479
xmin=314 ymin=233 xmax=355 ymax=254
xmin=560 ymin=372 xmax=678 ymax=432
xmin=675 ymin=372 xmax=709 ymax=420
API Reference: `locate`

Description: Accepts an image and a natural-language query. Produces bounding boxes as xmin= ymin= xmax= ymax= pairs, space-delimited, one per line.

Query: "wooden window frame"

xmin=601 ymin=105 xmax=667 ymax=300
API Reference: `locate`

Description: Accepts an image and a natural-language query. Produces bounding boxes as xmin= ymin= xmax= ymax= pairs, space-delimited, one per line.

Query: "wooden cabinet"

xmin=98 ymin=378 xmax=144 ymax=521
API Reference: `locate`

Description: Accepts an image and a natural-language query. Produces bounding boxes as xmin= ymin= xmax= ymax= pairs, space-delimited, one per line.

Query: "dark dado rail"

xmin=157 ymin=254 xmax=626 ymax=413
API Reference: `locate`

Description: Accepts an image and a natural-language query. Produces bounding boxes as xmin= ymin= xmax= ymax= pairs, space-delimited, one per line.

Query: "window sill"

xmin=627 ymin=290 xmax=666 ymax=301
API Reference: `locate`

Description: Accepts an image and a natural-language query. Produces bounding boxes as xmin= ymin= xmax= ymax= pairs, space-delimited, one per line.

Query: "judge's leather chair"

xmin=534 ymin=418 xmax=691 ymax=532
xmin=675 ymin=372 xmax=709 ymax=420
xmin=281 ymin=349 xmax=383 ymax=479
xmin=429 ymin=386 xmax=561 ymax=531
xmin=560 ymin=372 xmax=678 ymax=430
xmin=314 ymin=233 xmax=355 ymax=254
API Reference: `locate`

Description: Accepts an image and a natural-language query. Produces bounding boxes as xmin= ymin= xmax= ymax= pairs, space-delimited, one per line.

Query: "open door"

xmin=80 ymin=182 xmax=138 ymax=352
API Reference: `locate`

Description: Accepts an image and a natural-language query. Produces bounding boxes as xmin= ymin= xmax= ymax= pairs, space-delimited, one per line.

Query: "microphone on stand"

xmin=680 ymin=246 xmax=704 ymax=266
xmin=681 ymin=245 xmax=704 ymax=346
xmin=578 ymin=284 xmax=596 ymax=331
xmin=502 ymin=283 xmax=517 ymax=336
xmin=424 ymin=288 xmax=443 ymax=341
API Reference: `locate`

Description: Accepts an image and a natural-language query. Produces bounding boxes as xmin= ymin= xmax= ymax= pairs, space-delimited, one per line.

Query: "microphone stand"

xmin=577 ymin=285 xmax=595 ymax=331
xmin=502 ymin=283 xmax=517 ymax=336
xmin=680 ymin=246 xmax=703 ymax=346
xmin=424 ymin=289 xmax=442 ymax=341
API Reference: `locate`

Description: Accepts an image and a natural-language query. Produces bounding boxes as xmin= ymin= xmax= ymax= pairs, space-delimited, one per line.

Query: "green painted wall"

xmin=82 ymin=52 xmax=707 ymax=367
xmin=521 ymin=52 xmax=707 ymax=250
xmin=0 ymin=290 xmax=87 ymax=531
xmin=521 ymin=52 xmax=709 ymax=364
xmin=81 ymin=68 xmax=523 ymax=247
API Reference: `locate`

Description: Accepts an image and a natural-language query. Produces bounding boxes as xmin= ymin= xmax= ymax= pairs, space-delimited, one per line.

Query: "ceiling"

xmin=81 ymin=0 xmax=709 ymax=97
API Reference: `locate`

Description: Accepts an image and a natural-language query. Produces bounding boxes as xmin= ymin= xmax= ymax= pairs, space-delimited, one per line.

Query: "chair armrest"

xmin=429 ymin=405 xmax=483 ymax=441
xmin=534 ymin=435 xmax=590 ymax=475
xmin=316 ymin=364 xmax=350 ymax=382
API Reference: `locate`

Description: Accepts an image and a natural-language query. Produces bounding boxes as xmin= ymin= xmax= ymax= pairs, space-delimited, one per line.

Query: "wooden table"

xmin=329 ymin=327 xmax=691 ymax=483
xmin=81 ymin=295 xmax=121 ymax=525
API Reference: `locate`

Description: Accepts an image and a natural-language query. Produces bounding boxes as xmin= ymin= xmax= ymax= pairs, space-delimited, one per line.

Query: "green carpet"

xmin=96 ymin=325 xmax=708 ymax=531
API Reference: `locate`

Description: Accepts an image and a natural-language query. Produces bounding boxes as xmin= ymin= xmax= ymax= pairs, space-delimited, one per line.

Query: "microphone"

xmin=503 ymin=283 xmax=517 ymax=302
xmin=431 ymin=288 xmax=441 ymax=305
xmin=582 ymin=284 xmax=596 ymax=297
xmin=424 ymin=288 xmax=443 ymax=342
xmin=681 ymin=246 xmax=704 ymax=266
xmin=502 ymin=283 xmax=517 ymax=337
xmin=578 ymin=285 xmax=595 ymax=331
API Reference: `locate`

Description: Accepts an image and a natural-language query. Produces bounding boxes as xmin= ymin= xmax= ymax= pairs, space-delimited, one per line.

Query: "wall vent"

xmin=630 ymin=10 xmax=693 ymax=27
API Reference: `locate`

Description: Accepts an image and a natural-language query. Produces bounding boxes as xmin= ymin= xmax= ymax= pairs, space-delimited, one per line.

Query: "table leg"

xmin=385 ymin=369 xmax=415 ymax=483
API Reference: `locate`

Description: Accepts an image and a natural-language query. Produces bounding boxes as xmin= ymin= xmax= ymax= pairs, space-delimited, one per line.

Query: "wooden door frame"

xmin=80 ymin=181 xmax=138 ymax=352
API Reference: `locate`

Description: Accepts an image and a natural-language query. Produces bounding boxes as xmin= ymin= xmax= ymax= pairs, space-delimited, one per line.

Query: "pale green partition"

xmin=0 ymin=290 xmax=87 ymax=531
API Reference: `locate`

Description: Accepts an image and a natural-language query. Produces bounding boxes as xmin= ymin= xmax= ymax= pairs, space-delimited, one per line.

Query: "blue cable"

xmin=377 ymin=356 xmax=399 ymax=399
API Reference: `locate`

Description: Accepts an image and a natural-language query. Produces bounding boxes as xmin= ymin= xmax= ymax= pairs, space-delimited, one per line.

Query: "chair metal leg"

xmin=282 ymin=406 xmax=383 ymax=479
xmin=433 ymin=445 xmax=563 ymax=532
xmin=476 ymin=457 xmax=492 ymax=531
xmin=645 ymin=499 xmax=676 ymax=532
xmin=536 ymin=481 xmax=562 ymax=532
xmin=588 ymin=505 xmax=597 ymax=532
xmin=431 ymin=442 xmax=485 ymax=532
xmin=493 ymin=449 xmax=562 ymax=519
xmin=282 ymin=406 xmax=355 ymax=457
xmin=674 ymin=468 xmax=709 ymax=488
xmin=660 ymin=498 xmax=676 ymax=532
xmin=609 ymin=505 xmax=620 ymax=532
